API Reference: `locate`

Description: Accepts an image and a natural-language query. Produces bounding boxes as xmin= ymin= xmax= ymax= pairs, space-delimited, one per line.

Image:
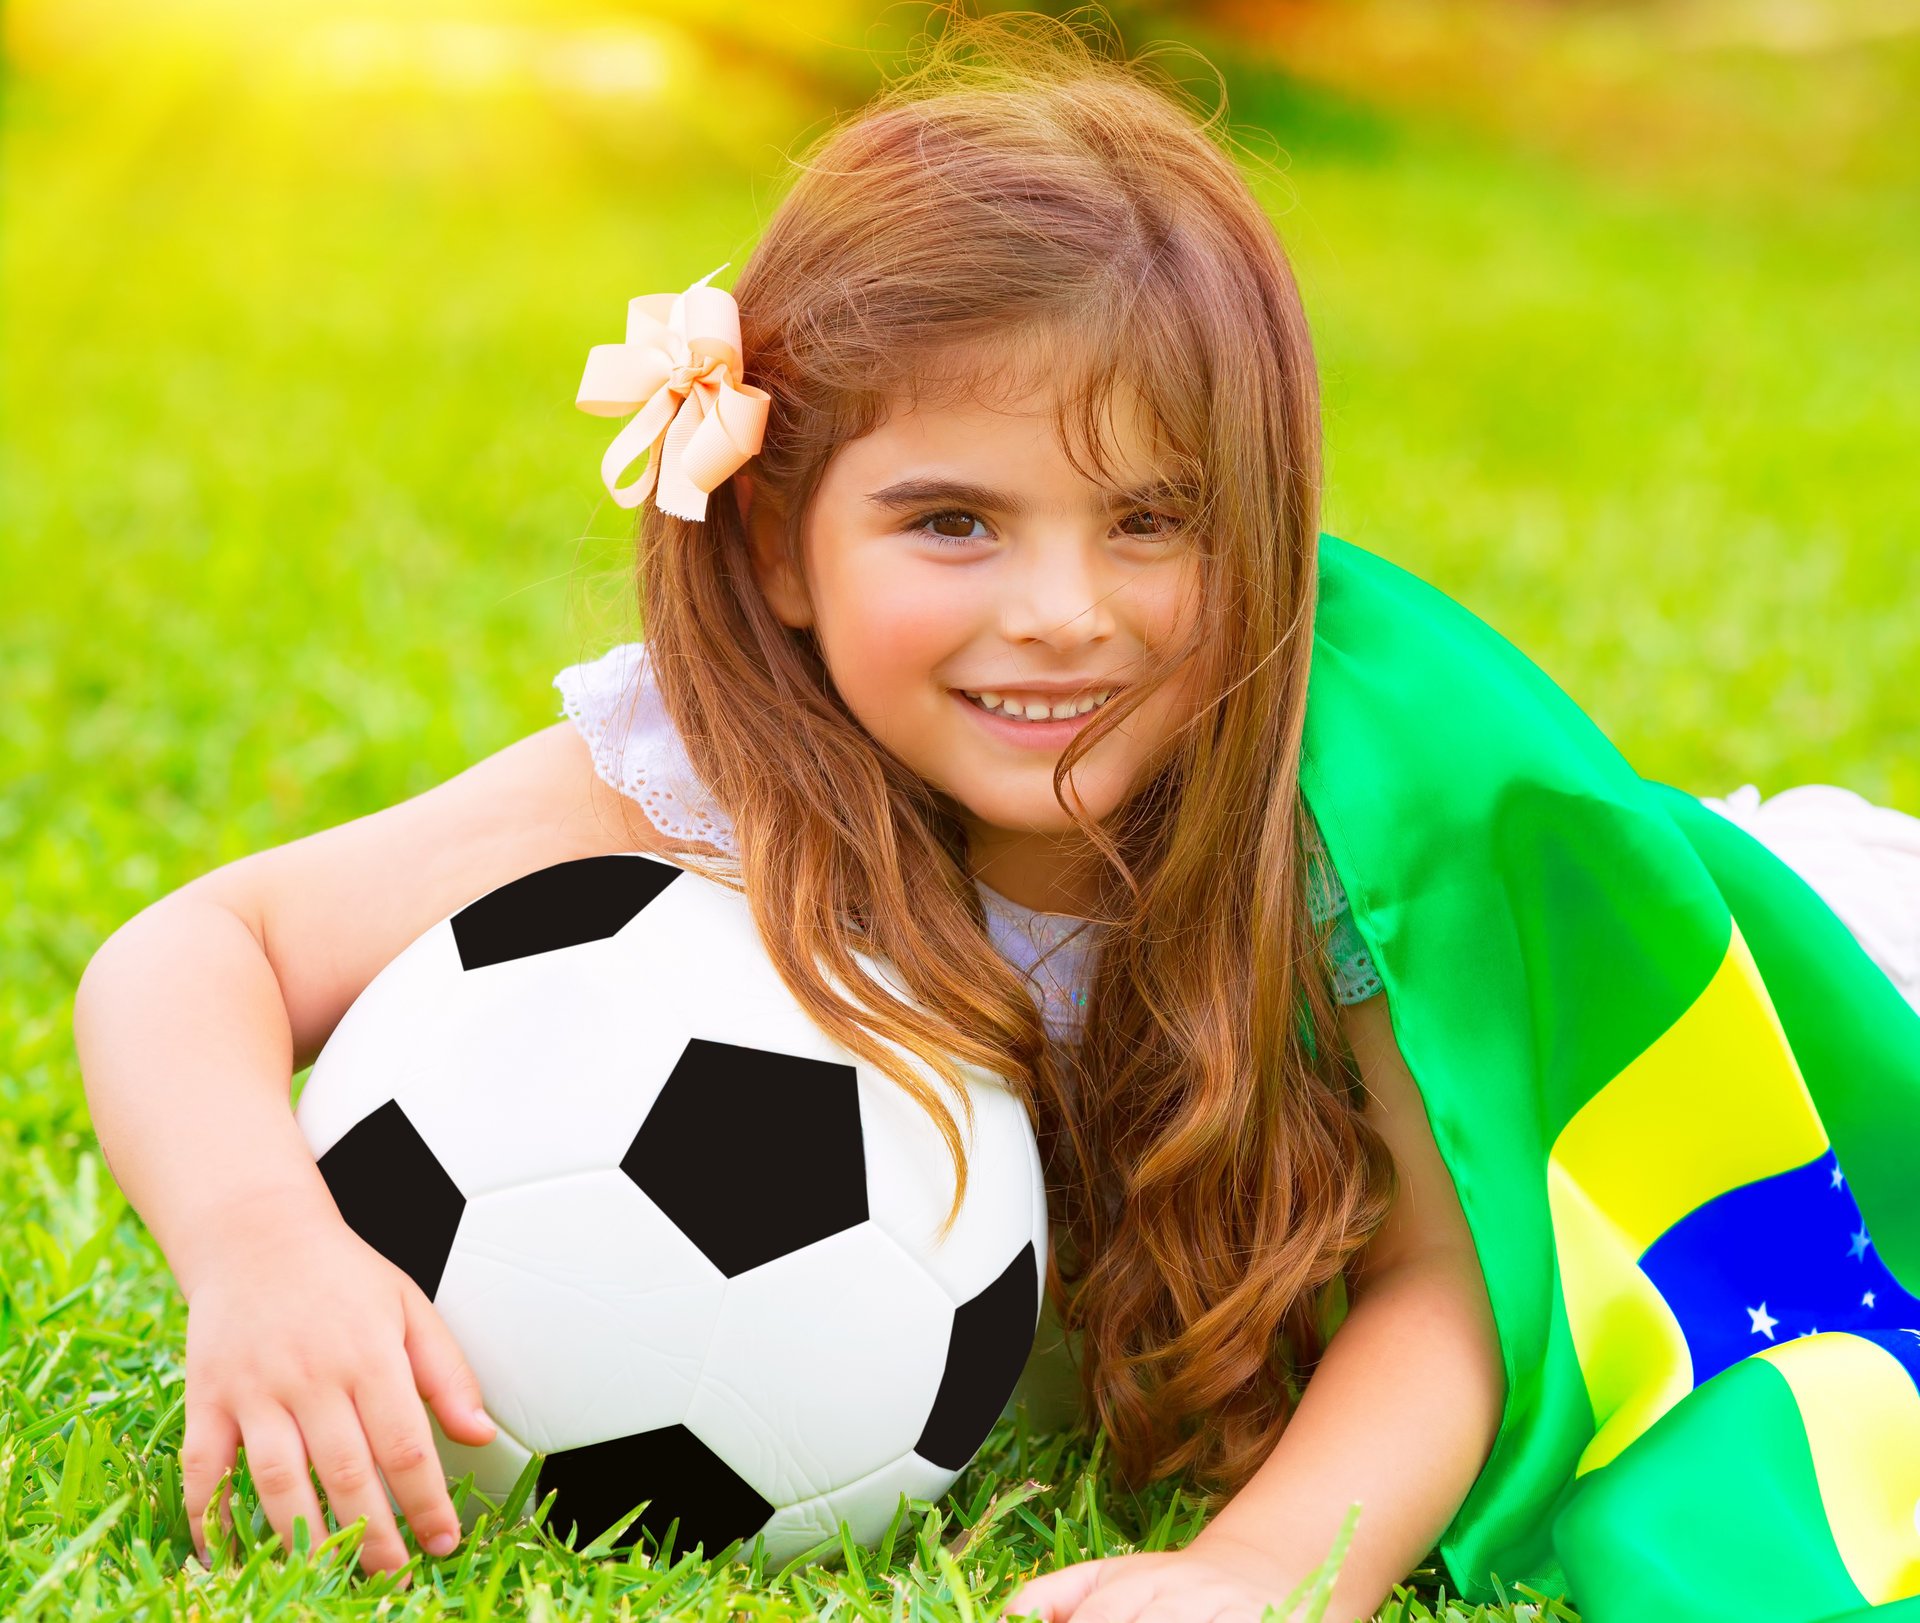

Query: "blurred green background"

xmin=3 ymin=0 xmax=1918 ymax=1606
xmin=10 ymin=0 xmax=1919 ymax=969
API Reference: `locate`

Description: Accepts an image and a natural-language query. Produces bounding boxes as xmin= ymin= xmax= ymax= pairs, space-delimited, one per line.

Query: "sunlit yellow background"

xmin=8 ymin=0 xmax=1918 ymax=952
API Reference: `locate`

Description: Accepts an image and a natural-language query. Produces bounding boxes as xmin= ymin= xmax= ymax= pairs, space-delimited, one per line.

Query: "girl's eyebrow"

xmin=863 ymin=476 xmax=1185 ymax=515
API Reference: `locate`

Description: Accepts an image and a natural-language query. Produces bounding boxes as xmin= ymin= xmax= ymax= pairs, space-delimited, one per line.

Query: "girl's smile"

xmin=952 ymin=684 xmax=1119 ymax=748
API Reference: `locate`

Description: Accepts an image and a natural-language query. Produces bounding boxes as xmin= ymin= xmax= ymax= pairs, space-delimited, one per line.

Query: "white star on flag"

xmin=1863 ymin=1291 xmax=1878 ymax=1309
xmin=1831 ymin=1165 xmax=1847 ymax=1190
xmin=1849 ymin=1224 xmax=1873 ymax=1261
xmin=1748 ymin=1303 xmax=1779 ymax=1340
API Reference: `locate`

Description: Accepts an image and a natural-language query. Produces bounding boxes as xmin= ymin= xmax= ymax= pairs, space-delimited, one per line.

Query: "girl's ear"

xmin=736 ymin=470 xmax=814 ymax=631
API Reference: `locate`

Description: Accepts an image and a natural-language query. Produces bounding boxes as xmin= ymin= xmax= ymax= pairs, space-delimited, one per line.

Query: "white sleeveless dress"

xmin=555 ymin=640 xmax=1920 ymax=1432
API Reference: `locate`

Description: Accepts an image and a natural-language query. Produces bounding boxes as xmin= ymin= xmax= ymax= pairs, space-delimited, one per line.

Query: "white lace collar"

xmin=553 ymin=641 xmax=741 ymax=853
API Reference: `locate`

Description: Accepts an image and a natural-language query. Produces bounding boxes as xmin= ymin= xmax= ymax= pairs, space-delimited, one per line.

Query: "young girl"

xmin=74 ymin=14 xmax=1920 ymax=1622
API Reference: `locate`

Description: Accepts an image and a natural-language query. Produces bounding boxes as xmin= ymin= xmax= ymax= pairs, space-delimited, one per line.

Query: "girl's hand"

xmin=1003 ymin=1535 xmax=1312 ymax=1623
xmin=179 ymin=1206 xmax=498 ymax=1580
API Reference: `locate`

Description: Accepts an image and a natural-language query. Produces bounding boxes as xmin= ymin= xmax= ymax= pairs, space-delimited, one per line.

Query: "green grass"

xmin=6 ymin=0 xmax=1918 ymax=1616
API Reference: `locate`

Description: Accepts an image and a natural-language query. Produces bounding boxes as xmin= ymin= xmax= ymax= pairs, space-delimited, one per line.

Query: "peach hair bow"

xmin=576 ymin=262 xmax=771 ymax=522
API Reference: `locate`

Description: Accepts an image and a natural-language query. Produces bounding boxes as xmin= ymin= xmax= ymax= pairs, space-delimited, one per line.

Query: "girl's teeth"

xmin=968 ymin=690 xmax=1113 ymax=721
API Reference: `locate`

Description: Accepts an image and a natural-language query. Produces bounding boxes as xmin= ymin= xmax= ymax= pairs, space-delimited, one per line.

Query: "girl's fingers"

xmin=401 ymin=1284 xmax=496 ymax=1448
xmin=180 ymin=1400 xmax=242 ymax=1563
xmin=1131 ymin=1588 xmax=1253 ymax=1623
xmin=353 ymin=1360 xmax=462 ymax=1558
xmin=233 ymin=1403 xmax=328 ymax=1566
xmin=292 ymin=1390 xmax=412 ymax=1578
xmin=1005 ymin=1558 xmax=1118 ymax=1622
xmin=1054 ymin=1572 xmax=1182 ymax=1623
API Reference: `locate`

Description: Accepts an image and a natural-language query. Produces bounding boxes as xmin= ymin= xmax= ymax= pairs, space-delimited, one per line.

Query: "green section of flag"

xmin=1300 ymin=536 xmax=1920 ymax=1612
xmin=1553 ymin=1355 xmax=1863 ymax=1621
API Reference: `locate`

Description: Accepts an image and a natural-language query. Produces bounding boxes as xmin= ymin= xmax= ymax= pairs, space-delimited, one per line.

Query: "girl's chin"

xmin=952 ymin=791 xmax=1120 ymax=836
xmin=932 ymin=719 xmax=1140 ymax=828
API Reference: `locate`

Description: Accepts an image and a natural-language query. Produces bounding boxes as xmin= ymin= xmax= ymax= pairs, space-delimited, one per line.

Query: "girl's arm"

xmin=76 ymin=719 xmax=643 ymax=1280
xmin=73 ymin=720 xmax=650 ymax=1576
xmin=1007 ymin=992 xmax=1503 ymax=1623
xmin=1186 ymin=991 xmax=1504 ymax=1618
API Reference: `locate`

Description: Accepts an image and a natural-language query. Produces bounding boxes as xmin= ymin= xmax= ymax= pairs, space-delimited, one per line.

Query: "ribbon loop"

xmin=575 ymin=264 xmax=771 ymax=521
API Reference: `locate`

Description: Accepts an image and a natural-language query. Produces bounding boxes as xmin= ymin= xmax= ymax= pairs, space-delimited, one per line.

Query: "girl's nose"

xmin=999 ymin=538 xmax=1119 ymax=648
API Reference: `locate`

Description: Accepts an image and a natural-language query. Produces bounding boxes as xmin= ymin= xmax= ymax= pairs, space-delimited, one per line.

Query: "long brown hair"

xmin=620 ymin=6 xmax=1394 ymax=1504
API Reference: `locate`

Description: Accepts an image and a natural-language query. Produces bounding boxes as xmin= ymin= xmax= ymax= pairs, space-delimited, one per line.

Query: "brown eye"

xmin=915 ymin=510 xmax=987 ymax=545
xmin=1121 ymin=510 xmax=1175 ymax=537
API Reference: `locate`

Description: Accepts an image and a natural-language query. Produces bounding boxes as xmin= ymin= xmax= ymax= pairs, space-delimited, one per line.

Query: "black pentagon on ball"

xmin=914 ymin=1240 xmax=1041 ymax=1470
xmin=622 ymin=1038 xmax=868 ymax=1277
xmin=316 ymin=1099 xmax=466 ymax=1300
xmin=450 ymin=853 xmax=682 ymax=971
xmin=538 ymin=1422 xmax=774 ymax=1558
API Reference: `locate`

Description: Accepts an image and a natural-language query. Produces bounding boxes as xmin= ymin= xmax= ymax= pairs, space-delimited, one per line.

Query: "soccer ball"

xmin=293 ymin=851 xmax=1048 ymax=1564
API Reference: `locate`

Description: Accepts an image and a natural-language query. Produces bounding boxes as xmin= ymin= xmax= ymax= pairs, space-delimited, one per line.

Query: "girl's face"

xmin=741 ymin=373 xmax=1205 ymax=903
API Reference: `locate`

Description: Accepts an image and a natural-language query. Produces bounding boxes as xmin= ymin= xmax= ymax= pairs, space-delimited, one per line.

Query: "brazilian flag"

xmin=1298 ymin=536 xmax=1920 ymax=1620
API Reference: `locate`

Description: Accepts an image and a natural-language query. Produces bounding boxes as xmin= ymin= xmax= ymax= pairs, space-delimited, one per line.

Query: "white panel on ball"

xmin=861 ymin=1063 xmax=1046 ymax=1307
xmin=294 ymin=926 xmax=464 ymax=1159
xmin=756 ymin=1448 xmax=958 ymax=1567
xmin=685 ymin=1223 xmax=954 ymax=1506
xmin=391 ymin=936 xmax=674 ymax=1196
xmin=751 ymin=1493 xmax=843 ymax=1567
xmin=433 ymin=1170 xmax=726 ymax=1455
xmin=605 ymin=868 xmax=849 ymax=1063
xmin=822 ymin=1448 xmax=958 ymax=1547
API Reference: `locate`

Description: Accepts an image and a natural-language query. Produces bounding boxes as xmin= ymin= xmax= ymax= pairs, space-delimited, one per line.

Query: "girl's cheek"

xmin=834 ymin=561 xmax=982 ymax=678
xmin=808 ymin=587 xmax=962 ymax=747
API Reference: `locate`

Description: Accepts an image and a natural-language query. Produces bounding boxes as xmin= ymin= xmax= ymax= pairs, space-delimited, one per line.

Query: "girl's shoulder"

xmin=551 ymin=639 xmax=740 ymax=859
